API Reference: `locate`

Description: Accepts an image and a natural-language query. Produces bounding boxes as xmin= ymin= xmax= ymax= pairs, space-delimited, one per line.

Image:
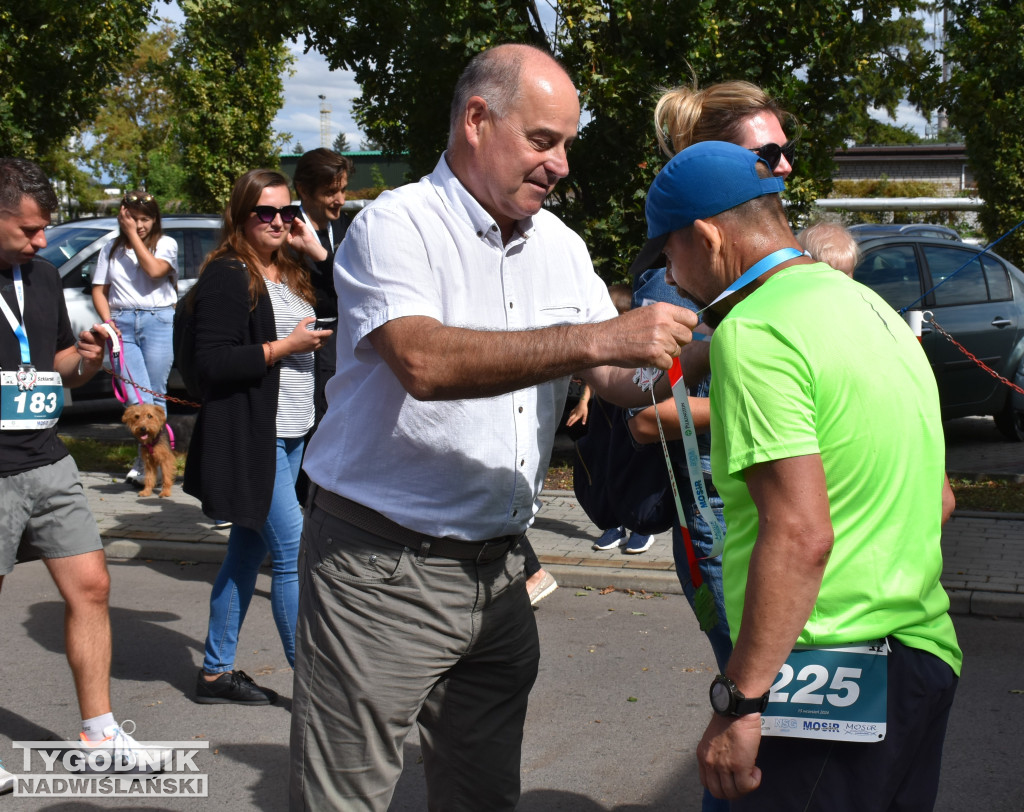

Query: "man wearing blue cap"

xmin=638 ymin=141 xmax=961 ymax=809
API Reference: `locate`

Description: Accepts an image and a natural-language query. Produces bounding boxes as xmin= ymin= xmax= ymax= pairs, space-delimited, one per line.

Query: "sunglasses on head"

xmin=123 ymin=192 xmax=154 ymax=205
xmin=251 ymin=204 xmax=302 ymax=224
xmin=751 ymin=141 xmax=796 ymax=170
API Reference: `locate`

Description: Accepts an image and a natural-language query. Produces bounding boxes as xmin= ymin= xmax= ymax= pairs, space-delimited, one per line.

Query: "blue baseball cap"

xmin=629 ymin=141 xmax=785 ymax=275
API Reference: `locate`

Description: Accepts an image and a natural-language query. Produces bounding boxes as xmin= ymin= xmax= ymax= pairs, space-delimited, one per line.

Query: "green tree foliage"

xmin=859 ymin=120 xmax=923 ymax=145
xmin=165 ymin=0 xmax=293 ymax=212
xmin=332 ymin=131 xmax=351 ymax=153
xmin=296 ymin=0 xmax=543 ymax=174
xmin=942 ymin=0 xmax=1024 ymax=264
xmin=295 ymin=0 xmax=937 ymax=278
xmin=80 ymin=25 xmax=178 ymax=190
xmin=0 ymin=0 xmax=154 ymax=159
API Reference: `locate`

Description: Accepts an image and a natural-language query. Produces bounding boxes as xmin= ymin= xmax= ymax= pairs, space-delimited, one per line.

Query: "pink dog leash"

xmin=102 ymin=324 xmax=176 ymax=450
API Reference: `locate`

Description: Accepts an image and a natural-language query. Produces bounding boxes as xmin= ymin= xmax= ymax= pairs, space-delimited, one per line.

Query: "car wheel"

xmin=994 ymin=397 xmax=1024 ymax=442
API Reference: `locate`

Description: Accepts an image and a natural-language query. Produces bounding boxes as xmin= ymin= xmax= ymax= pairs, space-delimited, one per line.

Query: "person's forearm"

xmin=725 ymin=457 xmax=834 ymax=697
xmin=54 ymin=345 xmax=102 ymax=387
xmin=628 ymin=396 xmax=710 ymax=443
xmin=374 ymin=320 xmax=601 ymax=399
xmin=91 ymin=286 xmax=112 ymax=323
xmin=371 ymin=304 xmax=692 ymax=401
xmin=126 ymin=231 xmax=172 ymax=279
xmin=726 ymin=527 xmax=831 ymax=696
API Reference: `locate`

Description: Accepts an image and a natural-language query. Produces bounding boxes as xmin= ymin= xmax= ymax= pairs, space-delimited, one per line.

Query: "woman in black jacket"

xmin=184 ymin=169 xmax=332 ymax=705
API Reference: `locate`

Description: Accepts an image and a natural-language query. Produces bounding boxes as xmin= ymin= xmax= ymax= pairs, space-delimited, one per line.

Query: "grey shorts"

xmin=0 ymin=455 xmax=103 ymax=575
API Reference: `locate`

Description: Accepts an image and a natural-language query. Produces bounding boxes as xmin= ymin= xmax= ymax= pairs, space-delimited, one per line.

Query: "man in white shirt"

xmin=292 ymin=44 xmax=695 ymax=811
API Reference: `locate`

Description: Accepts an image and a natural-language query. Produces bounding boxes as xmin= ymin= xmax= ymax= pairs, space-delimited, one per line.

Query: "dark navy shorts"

xmin=733 ymin=638 xmax=958 ymax=812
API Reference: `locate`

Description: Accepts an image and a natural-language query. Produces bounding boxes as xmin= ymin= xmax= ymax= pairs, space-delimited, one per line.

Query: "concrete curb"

xmin=100 ymin=534 xmax=1024 ymax=619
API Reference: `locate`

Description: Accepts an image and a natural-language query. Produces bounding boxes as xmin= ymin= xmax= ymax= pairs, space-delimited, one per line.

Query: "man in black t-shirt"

xmin=0 ymin=158 xmax=167 ymax=778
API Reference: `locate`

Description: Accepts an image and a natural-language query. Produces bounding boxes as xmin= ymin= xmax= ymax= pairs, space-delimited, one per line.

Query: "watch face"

xmin=710 ymin=680 xmax=731 ymax=713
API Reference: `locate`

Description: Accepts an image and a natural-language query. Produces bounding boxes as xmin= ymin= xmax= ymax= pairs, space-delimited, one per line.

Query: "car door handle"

xmin=991 ymin=317 xmax=1013 ymax=328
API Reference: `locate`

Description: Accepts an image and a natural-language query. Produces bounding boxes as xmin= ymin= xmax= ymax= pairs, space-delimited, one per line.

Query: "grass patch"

xmin=949 ymin=478 xmax=1024 ymax=514
xmin=60 ymin=436 xmax=187 ymax=477
xmin=546 ymin=463 xmax=1024 ymax=514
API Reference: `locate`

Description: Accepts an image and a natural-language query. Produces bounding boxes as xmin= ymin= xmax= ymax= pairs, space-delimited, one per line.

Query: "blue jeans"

xmin=674 ymin=496 xmax=733 ymax=674
xmin=203 ymin=436 xmax=304 ymax=672
xmin=675 ymin=498 xmax=733 ymax=812
xmin=111 ymin=306 xmax=175 ymax=410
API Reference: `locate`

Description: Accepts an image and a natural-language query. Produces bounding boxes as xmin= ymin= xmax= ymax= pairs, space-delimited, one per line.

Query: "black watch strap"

xmin=710 ymin=675 xmax=769 ymax=717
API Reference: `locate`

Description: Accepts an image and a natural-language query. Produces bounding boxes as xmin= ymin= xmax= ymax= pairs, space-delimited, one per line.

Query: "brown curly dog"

xmin=121 ymin=404 xmax=176 ymax=497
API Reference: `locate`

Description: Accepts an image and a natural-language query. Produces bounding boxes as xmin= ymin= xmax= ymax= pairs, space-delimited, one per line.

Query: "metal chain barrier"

xmin=102 ymin=367 xmax=201 ymax=409
xmin=925 ymin=313 xmax=1024 ymax=397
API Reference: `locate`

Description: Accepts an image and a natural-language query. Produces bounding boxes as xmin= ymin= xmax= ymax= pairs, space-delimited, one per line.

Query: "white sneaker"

xmin=0 ymin=759 xmax=13 ymax=794
xmin=528 ymin=571 xmax=559 ymax=606
xmin=624 ymin=532 xmax=656 ymax=554
xmin=80 ymin=721 xmax=170 ymax=774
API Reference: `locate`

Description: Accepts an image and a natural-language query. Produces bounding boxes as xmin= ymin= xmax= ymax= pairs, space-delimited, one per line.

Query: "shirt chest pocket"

xmin=535 ymin=304 xmax=583 ymax=325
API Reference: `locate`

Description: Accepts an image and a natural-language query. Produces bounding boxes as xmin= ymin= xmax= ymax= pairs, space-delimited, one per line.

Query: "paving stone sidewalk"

xmin=82 ymin=470 xmax=1024 ymax=619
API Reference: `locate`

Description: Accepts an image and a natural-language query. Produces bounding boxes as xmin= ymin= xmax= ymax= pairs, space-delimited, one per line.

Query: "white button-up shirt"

xmin=303 ymin=155 xmax=616 ymax=540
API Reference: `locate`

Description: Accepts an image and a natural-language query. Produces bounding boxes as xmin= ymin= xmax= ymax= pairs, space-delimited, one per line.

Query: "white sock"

xmin=81 ymin=712 xmax=116 ymax=741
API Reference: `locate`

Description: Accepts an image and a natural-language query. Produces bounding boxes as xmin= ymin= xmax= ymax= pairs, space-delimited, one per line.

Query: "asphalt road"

xmin=2 ymin=559 xmax=1022 ymax=810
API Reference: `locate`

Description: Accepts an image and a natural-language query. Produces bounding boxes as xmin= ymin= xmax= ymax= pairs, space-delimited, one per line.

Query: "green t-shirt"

xmin=710 ymin=262 xmax=962 ymax=676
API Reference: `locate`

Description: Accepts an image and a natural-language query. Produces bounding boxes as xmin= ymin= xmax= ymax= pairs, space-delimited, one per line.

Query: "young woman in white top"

xmin=91 ymin=191 xmax=178 ymax=407
xmin=92 ymin=191 xmax=179 ymax=483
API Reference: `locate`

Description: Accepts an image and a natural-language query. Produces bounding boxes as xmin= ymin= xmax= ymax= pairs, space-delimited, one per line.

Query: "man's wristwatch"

xmin=709 ymin=675 xmax=770 ymax=717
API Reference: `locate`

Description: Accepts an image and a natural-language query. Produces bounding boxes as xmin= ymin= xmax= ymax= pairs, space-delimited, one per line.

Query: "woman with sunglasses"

xmin=628 ymin=80 xmax=795 ymax=812
xmin=184 ymin=169 xmax=331 ymax=705
xmin=654 ymin=79 xmax=795 ymax=178
xmin=91 ymin=191 xmax=178 ymax=485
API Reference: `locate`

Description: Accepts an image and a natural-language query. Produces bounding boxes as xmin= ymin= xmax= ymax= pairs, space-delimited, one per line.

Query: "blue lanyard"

xmin=0 ymin=265 xmax=32 ymax=364
xmin=699 ymin=247 xmax=806 ymax=316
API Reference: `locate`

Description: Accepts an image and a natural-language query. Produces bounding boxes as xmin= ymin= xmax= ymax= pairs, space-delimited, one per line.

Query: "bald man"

xmin=291 ymin=44 xmax=695 ymax=810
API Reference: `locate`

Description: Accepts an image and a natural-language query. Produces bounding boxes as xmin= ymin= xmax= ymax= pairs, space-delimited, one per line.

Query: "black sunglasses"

xmin=751 ymin=141 xmax=796 ymax=170
xmin=123 ymin=192 xmax=154 ymax=205
xmin=251 ymin=204 xmax=302 ymax=224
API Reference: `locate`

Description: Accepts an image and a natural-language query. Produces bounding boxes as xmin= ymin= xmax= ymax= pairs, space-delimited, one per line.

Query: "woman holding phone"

xmin=184 ymin=169 xmax=331 ymax=704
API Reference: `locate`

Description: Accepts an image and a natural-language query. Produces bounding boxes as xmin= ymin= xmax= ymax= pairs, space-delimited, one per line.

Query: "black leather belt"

xmin=312 ymin=486 xmax=522 ymax=564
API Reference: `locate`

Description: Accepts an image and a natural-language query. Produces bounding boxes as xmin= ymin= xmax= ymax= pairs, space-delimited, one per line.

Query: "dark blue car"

xmin=853 ymin=234 xmax=1024 ymax=441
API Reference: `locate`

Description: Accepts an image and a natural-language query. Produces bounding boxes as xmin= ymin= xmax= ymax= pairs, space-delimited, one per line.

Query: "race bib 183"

xmin=1 ymin=371 xmax=64 ymax=430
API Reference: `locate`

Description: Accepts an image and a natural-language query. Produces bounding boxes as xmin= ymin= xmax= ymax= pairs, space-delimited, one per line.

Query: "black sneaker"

xmin=194 ymin=669 xmax=278 ymax=705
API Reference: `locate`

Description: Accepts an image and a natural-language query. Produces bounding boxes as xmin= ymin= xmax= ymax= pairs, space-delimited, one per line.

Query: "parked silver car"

xmin=848 ymin=223 xmax=962 ymax=242
xmin=853 ymin=235 xmax=1024 ymax=440
xmin=40 ymin=215 xmax=222 ymax=397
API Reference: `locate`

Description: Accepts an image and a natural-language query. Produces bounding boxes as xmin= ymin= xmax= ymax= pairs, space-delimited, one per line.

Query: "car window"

xmin=853 ymin=244 xmax=922 ymax=311
xmin=923 ymin=246 xmax=989 ymax=306
xmin=982 ymin=254 xmax=1012 ymax=301
xmin=39 ymin=226 xmax=110 ymax=267
xmin=191 ymin=229 xmax=220 ymax=278
xmin=163 ymin=229 xmax=187 ymax=282
xmin=164 ymin=225 xmax=220 ymax=280
xmin=62 ymin=260 xmax=95 ymax=292
xmin=916 ymin=229 xmax=957 ymax=241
